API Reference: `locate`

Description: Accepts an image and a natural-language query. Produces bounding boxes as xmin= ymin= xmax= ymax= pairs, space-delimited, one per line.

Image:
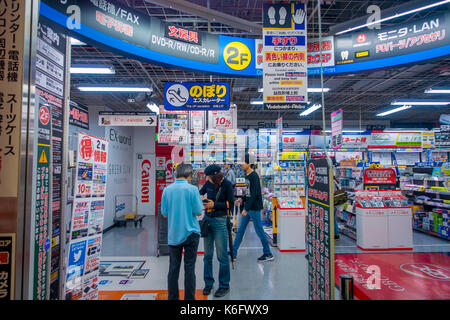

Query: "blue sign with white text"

xmin=66 ymin=240 xmax=87 ymax=281
xmin=164 ymin=82 xmax=230 ymax=111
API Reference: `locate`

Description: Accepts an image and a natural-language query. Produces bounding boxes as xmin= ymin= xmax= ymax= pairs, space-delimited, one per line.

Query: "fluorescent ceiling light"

xmin=70 ymin=67 xmax=115 ymax=74
xmin=300 ymin=104 xmax=321 ymax=116
xmin=336 ymin=0 xmax=450 ymax=35
xmin=250 ymin=100 xmax=264 ymax=105
xmin=258 ymin=88 xmax=263 ymax=92
xmin=147 ymin=103 xmax=160 ymax=115
xmin=425 ymin=88 xmax=450 ymax=94
xmin=377 ymin=105 xmax=412 ymax=117
xmin=70 ymin=38 xmax=86 ymax=46
xmin=391 ymin=100 xmax=450 ymax=106
xmin=308 ymin=88 xmax=330 ymax=93
xmin=78 ymin=86 xmax=152 ymax=92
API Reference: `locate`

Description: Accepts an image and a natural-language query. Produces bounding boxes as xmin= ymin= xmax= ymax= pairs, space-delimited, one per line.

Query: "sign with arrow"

xmin=98 ymin=112 xmax=157 ymax=127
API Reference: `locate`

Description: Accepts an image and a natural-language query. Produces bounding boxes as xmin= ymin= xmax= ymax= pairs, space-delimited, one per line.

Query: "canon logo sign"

xmin=141 ymin=160 xmax=151 ymax=203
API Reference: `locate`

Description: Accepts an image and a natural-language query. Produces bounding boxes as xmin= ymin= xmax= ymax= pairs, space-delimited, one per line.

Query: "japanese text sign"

xmin=331 ymin=109 xmax=343 ymax=150
xmin=164 ymin=82 xmax=230 ymax=111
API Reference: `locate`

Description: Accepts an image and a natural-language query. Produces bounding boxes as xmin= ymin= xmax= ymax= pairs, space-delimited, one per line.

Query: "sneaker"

xmin=257 ymin=254 xmax=274 ymax=262
xmin=214 ymin=287 xmax=230 ymax=298
xmin=203 ymin=286 xmax=213 ymax=295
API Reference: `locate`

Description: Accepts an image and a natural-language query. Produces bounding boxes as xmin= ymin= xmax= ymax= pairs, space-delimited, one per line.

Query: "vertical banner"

xmin=65 ymin=133 xmax=108 ymax=300
xmin=330 ymin=109 xmax=343 ymax=150
xmin=0 ymin=0 xmax=26 ymax=197
xmin=263 ymin=2 xmax=308 ymax=110
xmin=307 ymin=158 xmax=334 ymax=300
xmin=0 ymin=234 xmax=15 ymax=300
xmin=35 ymin=16 xmax=67 ymax=299
xmin=137 ymin=153 xmax=155 ymax=215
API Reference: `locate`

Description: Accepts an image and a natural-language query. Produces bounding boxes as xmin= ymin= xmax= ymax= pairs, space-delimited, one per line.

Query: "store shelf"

xmin=413 ymin=227 xmax=449 ymax=241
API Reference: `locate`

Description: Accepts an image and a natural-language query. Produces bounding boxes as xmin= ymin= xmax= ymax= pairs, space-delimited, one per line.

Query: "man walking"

xmin=223 ymin=163 xmax=236 ymax=187
xmin=233 ymin=154 xmax=274 ymax=262
xmin=161 ymin=163 xmax=204 ymax=300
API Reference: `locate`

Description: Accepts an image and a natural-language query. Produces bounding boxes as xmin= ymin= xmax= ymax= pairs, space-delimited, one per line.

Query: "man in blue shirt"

xmin=161 ymin=163 xmax=204 ymax=300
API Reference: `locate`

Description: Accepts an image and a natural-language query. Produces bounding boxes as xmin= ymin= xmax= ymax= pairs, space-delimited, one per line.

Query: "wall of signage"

xmin=65 ymin=133 xmax=108 ymax=300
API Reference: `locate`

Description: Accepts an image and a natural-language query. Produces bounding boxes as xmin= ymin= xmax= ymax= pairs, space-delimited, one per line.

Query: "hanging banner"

xmin=137 ymin=154 xmax=155 ymax=215
xmin=69 ymin=101 xmax=89 ymax=130
xmin=209 ymin=110 xmax=234 ymax=130
xmin=189 ymin=111 xmax=206 ymax=133
xmin=0 ymin=234 xmax=15 ymax=300
xmin=0 ymin=0 xmax=26 ymax=198
xmin=307 ymin=158 xmax=334 ymax=300
xmin=331 ymin=109 xmax=343 ymax=150
xmin=65 ymin=133 xmax=108 ymax=300
xmin=263 ymin=2 xmax=308 ymax=110
xmin=307 ymin=36 xmax=335 ymax=68
xmin=369 ymin=131 xmax=422 ymax=148
xmin=158 ymin=110 xmax=189 ymax=145
xmin=335 ymin=11 xmax=450 ymax=66
xmin=164 ymin=82 xmax=230 ymax=111
xmin=340 ymin=133 xmax=371 ymax=149
xmin=98 ymin=112 xmax=156 ymax=127
xmin=421 ymin=132 xmax=436 ymax=148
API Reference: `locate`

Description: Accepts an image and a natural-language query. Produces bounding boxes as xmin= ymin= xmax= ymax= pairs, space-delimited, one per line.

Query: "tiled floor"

xmin=100 ymin=216 xmax=450 ymax=300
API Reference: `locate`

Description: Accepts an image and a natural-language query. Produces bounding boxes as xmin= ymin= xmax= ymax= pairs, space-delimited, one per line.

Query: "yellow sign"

xmin=356 ymin=51 xmax=369 ymax=58
xmin=39 ymin=149 xmax=48 ymax=164
xmin=223 ymin=42 xmax=251 ymax=71
xmin=280 ymin=80 xmax=303 ymax=85
xmin=279 ymin=152 xmax=306 ymax=161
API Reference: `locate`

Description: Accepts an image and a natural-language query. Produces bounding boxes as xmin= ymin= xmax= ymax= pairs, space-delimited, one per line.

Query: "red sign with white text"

xmin=363 ymin=168 xmax=396 ymax=185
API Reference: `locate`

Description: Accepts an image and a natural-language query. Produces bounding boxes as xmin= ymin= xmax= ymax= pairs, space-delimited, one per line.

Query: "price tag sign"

xmin=209 ymin=110 xmax=234 ymax=130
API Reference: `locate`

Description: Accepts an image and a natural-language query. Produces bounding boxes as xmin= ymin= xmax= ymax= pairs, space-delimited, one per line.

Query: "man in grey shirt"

xmin=223 ymin=163 xmax=236 ymax=187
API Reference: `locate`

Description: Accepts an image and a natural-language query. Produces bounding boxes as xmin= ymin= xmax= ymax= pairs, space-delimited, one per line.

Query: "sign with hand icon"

xmin=263 ymin=2 xmax=308 ymax=110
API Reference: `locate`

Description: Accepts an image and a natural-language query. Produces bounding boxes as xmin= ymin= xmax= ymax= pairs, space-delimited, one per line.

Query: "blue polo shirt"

xmin=161 ymin=179 xmax=203 ymax=246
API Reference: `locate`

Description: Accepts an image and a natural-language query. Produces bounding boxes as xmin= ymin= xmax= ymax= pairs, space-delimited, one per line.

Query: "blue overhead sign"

xmin=164 ymin=82 xmax=230 ymax=111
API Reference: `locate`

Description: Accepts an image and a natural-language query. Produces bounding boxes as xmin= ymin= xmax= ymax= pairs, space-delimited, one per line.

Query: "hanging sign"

xmin=0 ymin=234 xmax=15 ymax=300
xmin=340 ymin=133 xmax=370 ymax=149
xmin=282 ymin=130 xmax=310 ymax=149
xmin=189 ymin=111 xmax=206 ymax=133
xmin=307 ymin=36 xmax=335 ymax=68
xmin=307 ymin=158 xmax=334 ymax=300
xmin=335 ymin=12 xmax=450 ymax=66
xmin=158 ymin=110 xmax=189 ymax=145
xmin=69 ymin=101 xmax=89 ymax=130
xmin=209 ymin=110 xmax=234 ymax=130
xmin=98 ymin=112 xmax=156 ymax=127
xmin=369 ymin=131 xmax=422 ymax=148
xmin=65 ymin=133 xmax=108 ymax=300
xmin=164 ymin=82 xmax=230 ymax=111
xmin=330 ymin=109 xmax=343 ymax=150
xmin=263 ymin=2 xmax=308 ymax=110
xmin=363 ymin=168 xmax=397 ymax=187
xmin=421 ymin=132 xmax=436 ymax=148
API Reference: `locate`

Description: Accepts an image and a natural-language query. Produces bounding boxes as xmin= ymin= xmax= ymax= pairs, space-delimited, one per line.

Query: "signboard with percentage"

xmin=209 ymin=110 xmax=234 ymax=130
xmin=65 ymin=133 xmax=108 ymax=300
xmin=307 ymin=158 xmax=334 ymax=300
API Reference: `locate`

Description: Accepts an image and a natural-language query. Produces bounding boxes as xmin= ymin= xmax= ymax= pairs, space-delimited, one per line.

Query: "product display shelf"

xmin=336 ymin=205 xmax=357 ymax=241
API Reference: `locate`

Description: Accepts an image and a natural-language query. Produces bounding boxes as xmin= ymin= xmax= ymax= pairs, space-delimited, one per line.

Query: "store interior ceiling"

xmin=69 ymin=0 xmax=450 ymax=127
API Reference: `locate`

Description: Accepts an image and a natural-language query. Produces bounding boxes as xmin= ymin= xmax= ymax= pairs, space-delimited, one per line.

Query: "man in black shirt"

xmin=233 ymin=154 xmax=274 ymax=262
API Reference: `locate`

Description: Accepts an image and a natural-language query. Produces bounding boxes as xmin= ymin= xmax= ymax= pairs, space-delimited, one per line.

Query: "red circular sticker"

xmin=79 ymin=136 xmax=93 ymax=161
xmin=39 ymin=105 xmax=50 ymax=125
xmin=308 ymin=162 xmax=316 ymax=187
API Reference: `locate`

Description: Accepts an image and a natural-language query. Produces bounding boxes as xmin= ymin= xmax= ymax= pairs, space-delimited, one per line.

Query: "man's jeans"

xmin=233 ymin=210 xmax=271 ymax=257
xmin=203 ymin=216 xmax=230 ymax=289
xmin=168 ymin=232 xmax=200 ymax=300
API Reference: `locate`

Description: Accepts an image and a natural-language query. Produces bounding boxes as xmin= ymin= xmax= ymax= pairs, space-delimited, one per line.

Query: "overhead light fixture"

xmin=336 ymin=0 xmax=450 ymax=35
xmin=70 ymin=66 xmax=115 ymax=74
xmin=308 ymin=88 xmax=330 ymax=93
xmin=147 ymin=103 xmax=160 ymax=115
xmin=250 ymin=100 xmax=264 ymax=105
xmin=300 ymin=104 xmax=321 ymax=116
xmin=391 ymin=100 xmax=450 ymax=106
xmin=425 ymin=88 xmax=450 ymax=94
xmin=70 ymin=38 xmax=86 ymax=46
xmin=258 ymin=88 xmax=263 ymax=92
xmin=78 ymin=86 xmax=152 ymax=92
xmin=377 ymin=105 xmax=412 ymax=117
